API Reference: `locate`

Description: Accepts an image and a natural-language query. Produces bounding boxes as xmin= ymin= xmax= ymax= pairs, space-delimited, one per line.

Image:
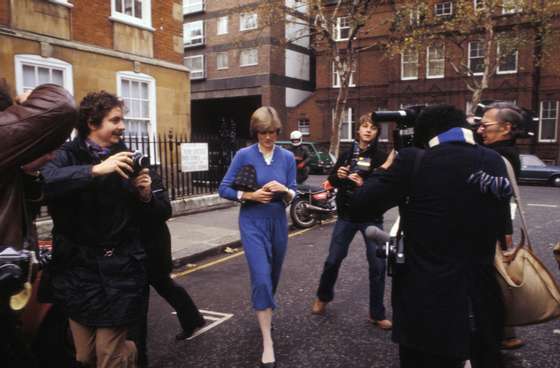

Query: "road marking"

xmin=527 ymin=203 xmax=559 ymax=208
xmin=172 ymin=309 xmax=233 ymax=340
xmin=171 ymin=220 xmax=336 ymax=279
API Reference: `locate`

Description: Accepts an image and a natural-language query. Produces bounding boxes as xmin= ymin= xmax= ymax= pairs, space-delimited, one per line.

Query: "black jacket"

xmin=328 ymin=142 xmax=387 ymax=222
xmin=40 ymin=138 xmax=166 ymax=327
xmin=139 ymin=169 xmax=173 ymax=279
xmin=350 ymin=143 xmax=510 ymax=359
xmin=286 ymin=144 xmax=312 ymax=184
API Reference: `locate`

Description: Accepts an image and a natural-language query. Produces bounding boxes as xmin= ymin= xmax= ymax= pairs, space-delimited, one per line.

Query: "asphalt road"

xmin=145 ymin=184 xmax=560 ymax=368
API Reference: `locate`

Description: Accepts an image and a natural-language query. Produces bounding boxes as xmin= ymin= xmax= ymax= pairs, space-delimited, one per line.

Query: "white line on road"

xmin=527 ymin=203 xmax=559 ymax=208
xmin=172 ymin=309 xmax=234 ymax=340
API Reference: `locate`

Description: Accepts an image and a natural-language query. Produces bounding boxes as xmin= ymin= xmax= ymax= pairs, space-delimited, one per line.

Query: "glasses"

xmin=477 ymin=122 xmax=500 ymax=130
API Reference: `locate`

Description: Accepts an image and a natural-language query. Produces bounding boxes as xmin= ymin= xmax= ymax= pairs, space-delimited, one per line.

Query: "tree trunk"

xmin=329 ymin=85 xmax=350 ymax=159
xmin=530 ymin=28 xmax=543 ymax=154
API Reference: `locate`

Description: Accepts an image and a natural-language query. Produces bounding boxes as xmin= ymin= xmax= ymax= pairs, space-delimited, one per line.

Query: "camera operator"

xmin=477 ymin=102 xmax=524 ymax=350
xmin=0 ymin=83 xmax=76 ymax=368
xmin=311 ymin=114 xmax=392 ymax=330
xmin=39 ymin=91 xmax=163 ymax=368
xmin=350 ymin=105 xmax=512 ymax=368
xmin=287 ymin=130 xmax=312 ymax=184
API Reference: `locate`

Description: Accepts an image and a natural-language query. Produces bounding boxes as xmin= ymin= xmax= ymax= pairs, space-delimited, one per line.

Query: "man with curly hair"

xmin=40 ymin=91 xmax=167 ymax=368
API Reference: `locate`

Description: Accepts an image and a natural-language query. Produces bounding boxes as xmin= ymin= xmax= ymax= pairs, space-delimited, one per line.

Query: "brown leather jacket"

xmin=0 ymin=84 xmax=76 ymax=250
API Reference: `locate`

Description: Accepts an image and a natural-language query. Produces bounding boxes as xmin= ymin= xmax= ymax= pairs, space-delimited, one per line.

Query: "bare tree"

xmin=387 ymin=0 xmax=560 ymax=114
xmin=259 ymin=0 xmax=389 ymax=158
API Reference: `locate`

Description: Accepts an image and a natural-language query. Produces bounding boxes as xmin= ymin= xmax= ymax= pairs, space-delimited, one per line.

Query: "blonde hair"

xmin=250 ymin=106 xmax=282 ymax=136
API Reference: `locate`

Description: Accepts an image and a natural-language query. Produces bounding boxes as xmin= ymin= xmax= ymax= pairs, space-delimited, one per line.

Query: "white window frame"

xmin=110 ymin=0 xmax=153 ymax=31
xmin=434 ymin=2 xmax=453 ymax=16
xmin=334 ymin=17 xmax=350 ymax=41
xmin=216 ymin=52 xmax=229 ymax=70
xmin=337 ymin=107 xmax=354 ymax=142
xmin=401 ymin=49 xmax=419 ymax=80
xmin=183 ymin=0 xmax=205 ymax=15
xmin=426 ymin=45 xmax=445 ymax=79
xmin=116 ymin=71 xmax=158 ymax=160
xmin=502 ymin=0 xmax=522 ymax=14
xmin=240 ymin=13 xmax=258 ymax=31
xmin=468 ymin=41 xmax=485 ymax=76
xmin=496 ymin=43 xmax=518 ymax=75
xmin=185 ymin=55 xmax=206 ymax=79
xmin=539 ymin=100 xmax=558 ymax=143
xmin=217 ymin=16 xmax=229 ymax=35
xmin=240 ymin=48 xmax=259 ymax=67
xmin=297 ymin=119 xmax=310 ymax=136
xmin=184 ymin=20 xmax=205 ymax=48
xmin=332 ymin=62 xmax=356 ymax=88
xmin=14 ymin=54 xmax=74 ymax=95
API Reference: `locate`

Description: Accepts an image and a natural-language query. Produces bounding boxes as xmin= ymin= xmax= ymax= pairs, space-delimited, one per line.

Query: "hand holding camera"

xmin=132 ymin=168 xmax=152 ymax=202
xmin=337 ymin=165 xmax=350 ymax=179
xmin=92 ymin=151 xmax=133 ymax=179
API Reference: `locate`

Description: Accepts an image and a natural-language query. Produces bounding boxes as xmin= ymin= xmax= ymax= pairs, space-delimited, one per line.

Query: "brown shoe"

xmin=369 ymin=318 xmax=393 ymax=330
xmin=501 ymin=337 xmax=524 ymax=350
xmin=311 ymin=299 xmax=328 ymax=315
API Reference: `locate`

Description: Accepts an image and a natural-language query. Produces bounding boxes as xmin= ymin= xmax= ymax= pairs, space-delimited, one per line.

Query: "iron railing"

xmin=122 ymin=133 xmax=250 ymax=200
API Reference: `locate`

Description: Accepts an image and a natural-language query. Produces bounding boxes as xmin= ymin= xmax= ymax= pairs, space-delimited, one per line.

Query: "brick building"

xmin=183 ymin=0 xmax=314 ymax=139
xmin=288 ymin=2 xmax=560 ymax=163
xmin=0 ymin=0 xmax=190 ymax=145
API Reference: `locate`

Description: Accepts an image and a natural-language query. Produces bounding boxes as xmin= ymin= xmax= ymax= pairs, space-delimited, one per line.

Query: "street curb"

xmin=171 ymin=239 xmax=243 ymax=269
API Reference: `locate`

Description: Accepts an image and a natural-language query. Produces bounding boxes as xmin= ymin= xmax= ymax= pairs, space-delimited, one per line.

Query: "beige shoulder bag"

xmin=494 ymin=158 xmax=560 ymax=326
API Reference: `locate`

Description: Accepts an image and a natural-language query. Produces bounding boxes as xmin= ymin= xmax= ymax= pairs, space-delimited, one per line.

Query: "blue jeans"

xmin=316 ymin=218 xmax=387 ymax=320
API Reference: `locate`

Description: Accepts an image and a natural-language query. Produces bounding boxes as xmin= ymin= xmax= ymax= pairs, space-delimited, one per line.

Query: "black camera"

xmin=371 ymin=105 xmax=425 ymax=150
xmin=472 ymin=100 xmax=537 ymax=139
xmin=365 ymin=226 xmax=405 ymax=277
xmin=131 ymin=150 xmax=150 ymax=176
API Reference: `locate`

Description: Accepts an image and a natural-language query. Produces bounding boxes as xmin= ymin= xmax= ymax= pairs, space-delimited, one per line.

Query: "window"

xmin=497 ymin=43 xmax=518 ymax=74
xmin=240 ymin=13 xmax=257 ymax=31
xmin=185 ymin=55 xmax=205 ymax=79
xmin=473 ymin=0 xmax=484 ymax=10
xmin=427 ymin=45 xmax=445 ymax=78
xmin=332 ymin=62 xmax=356 ymax=88
xmin=298 ymin=119 xmax=310 ymax=136
xmin=468 ymin=41 xmax=485 ymax=76
xmin=47 ymin=0 xmax=73 ymax=7
xmin=502 ymin=0 xmax=522 ymax=14
xmin=14 ymin=54 xmax=73 ymax=95
xmin=240 ymin=48 xmax=258 ymax=66
xmin=216 ymin=52 xmax=229 ymax=70
xmin=378 ymin=122 xmax=390 ymax=142
xmin=183 ymin=0 xmax=204 ymax=14
xmin=217 ymin=16 xmax=228 ymax=35
xmin=337 ymin=107 xmax=354 ymax=141
xmin=184 ymin=20 xmax=204 ymax=47
xmin=539 ymin=100 xmax=558 ymax=142
xmin=116 ymin=72 xmax=157 ymax=157
xmin=111 ymin=0 xmax=152 ymax=30
xmin=434 ymin=2 xmax=453 ymax=16
xmin=401 ymin=49 xmax=418 ymax=80
xmin=335 ymin=17 xmax=350 ymax=41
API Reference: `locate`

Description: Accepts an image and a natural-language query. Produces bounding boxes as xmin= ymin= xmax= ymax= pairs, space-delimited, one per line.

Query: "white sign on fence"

xmin=181 ymin=143 xmax=209 ymax=172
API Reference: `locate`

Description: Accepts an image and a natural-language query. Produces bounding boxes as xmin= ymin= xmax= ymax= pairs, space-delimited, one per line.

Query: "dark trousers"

xmin=316 ymin=218 xmax=387 ymax=320
xmin=399 ymin=345 xmax=464 ymax=368
xmin=129 ymin=276 xmax=203 ymax=367
xmin=0 ymin=305 xmax=37 ymax=368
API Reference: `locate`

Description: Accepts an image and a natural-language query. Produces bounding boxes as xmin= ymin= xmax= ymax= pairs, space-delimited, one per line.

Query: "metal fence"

xmin=122 ymin=133 xmax=250 ymax=200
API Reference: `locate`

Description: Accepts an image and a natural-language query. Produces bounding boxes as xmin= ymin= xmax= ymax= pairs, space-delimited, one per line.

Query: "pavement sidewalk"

xmin=168 ymin=203 xmax=242 ymax=266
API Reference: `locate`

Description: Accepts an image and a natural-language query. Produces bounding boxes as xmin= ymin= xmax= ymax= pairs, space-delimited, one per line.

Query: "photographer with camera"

xmin=0 ymin=82 xmax=76 ymax=368
xmin=39 ymin=91 xmax=162 ymax=368
xmin=351 ymin=105 xmax=512 ymax=368
xmin=311 ymin=114 xmax=392 ymax=330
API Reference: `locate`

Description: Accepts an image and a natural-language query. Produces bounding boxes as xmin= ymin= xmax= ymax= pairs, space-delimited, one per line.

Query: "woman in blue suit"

xmin=219 ymin=106 xmax=296 ymax=368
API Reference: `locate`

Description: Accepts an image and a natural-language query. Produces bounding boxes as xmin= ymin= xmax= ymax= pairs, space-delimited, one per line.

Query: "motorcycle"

xmin=290 ymin=181 xmax=337 ymax=229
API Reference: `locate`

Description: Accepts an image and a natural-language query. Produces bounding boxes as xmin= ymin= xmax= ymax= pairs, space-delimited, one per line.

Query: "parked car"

xmin=277 ymin=141 xmax=335 ymax=174
xmin=519 ymin=154 xmax=560 ymax=187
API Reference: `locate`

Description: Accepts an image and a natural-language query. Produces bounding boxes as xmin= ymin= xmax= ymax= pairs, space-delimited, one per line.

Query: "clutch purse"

xmin=232 ymin=164 xmax=259 ymax=192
